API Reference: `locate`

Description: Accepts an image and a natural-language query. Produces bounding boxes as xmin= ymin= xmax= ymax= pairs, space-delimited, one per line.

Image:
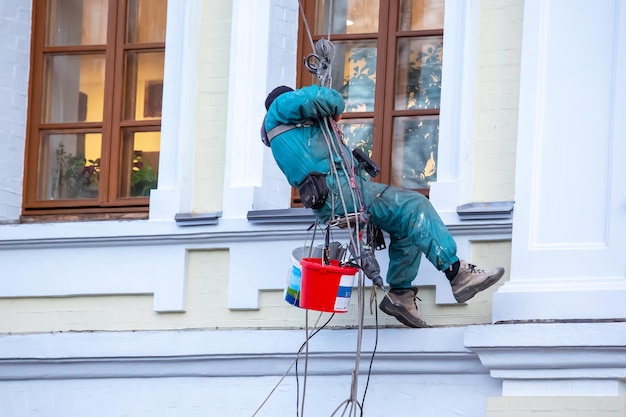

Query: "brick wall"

xmin=193 ymin=0 xmax=233 ymax=213
xmin=0 ymin=1 xmax=31 ymax=222
xmin=473 ymin=0 xmax=523 ymax=202
xmin=255 ymin=0 xmax=299 ymax=210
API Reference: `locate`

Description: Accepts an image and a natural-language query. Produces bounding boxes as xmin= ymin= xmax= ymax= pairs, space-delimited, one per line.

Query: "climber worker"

xmin=261 ymin=84 xmax=505 ymax=328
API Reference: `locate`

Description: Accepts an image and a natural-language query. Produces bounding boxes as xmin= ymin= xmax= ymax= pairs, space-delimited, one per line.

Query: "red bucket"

xmin=299 ymin=258 xmax=359 ymax=313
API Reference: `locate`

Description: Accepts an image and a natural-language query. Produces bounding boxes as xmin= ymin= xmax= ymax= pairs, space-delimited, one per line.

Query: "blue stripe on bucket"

xmin=336 ymin=286 xmax=353 ymax=298
xmin=285 ymin=294 xmax=299 ymax=307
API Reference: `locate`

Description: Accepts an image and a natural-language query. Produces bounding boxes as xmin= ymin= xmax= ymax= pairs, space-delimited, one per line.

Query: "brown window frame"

xmin=22 ymin=0 xmax=166 ymax=218
xmin=294 ymin=0 xmax=443 ymax=205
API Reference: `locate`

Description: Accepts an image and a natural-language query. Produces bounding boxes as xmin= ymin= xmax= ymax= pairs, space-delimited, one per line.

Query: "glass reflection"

xmin=338 ymin=119 xmax=373 ymax=157
xmin=126 ymin=0 xmax=168 ymax=43
xmin=398 ymin=0 xmax=444 ymax=31
xmin=315 ymin=0 xmax=379 ymax=35
xmin=43 ymin=54 xmax=105 ymax=123
xmin=395 ymin=37 xmax=443 ymax=110
xmin=392 ymin=116 xmax=439 ymax=189
xmin=123 ymin=51 xmax=165 ymax=120
xmin=330 ymin=41 xmax=377 ymax=112
xmin=46 ymin=0 xmax=108 ymax=46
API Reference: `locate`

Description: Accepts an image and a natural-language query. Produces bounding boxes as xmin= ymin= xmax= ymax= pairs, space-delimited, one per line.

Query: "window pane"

xmin=123 ymin=51 xmax=165 ymax=120
xmin=330 ymin=41 xmax=377 ymax=112
xmin=119 ymin=129 xmax=160 ymax=198
xmin=338 ymin=119 xmax=373 ymax=157
xmin=395 ymin=36 xmax=443 ymax=110
xmin=315 ymin=0 xmax=379 ymax=35
xmin=398 ymin=0 xmax=444 ymax=31
xmin=37 ymin=132 xmax=102 ymax=200
xmin=42 ymin=54 xmax=105 ymax=123
xmin=126 ymin=0 xmax=168 ymax=43
xmin=46 ymin=0 xmax=108 ymax=46
xmin=392 ymin=116 xmax=438 ymax=190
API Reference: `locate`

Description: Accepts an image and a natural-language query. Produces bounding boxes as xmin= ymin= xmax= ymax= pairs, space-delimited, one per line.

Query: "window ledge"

xmin=174 ymin=212 xmax=222 ymax=226
xmin=247 ymin=208 xmax=316 ymax=224
xmin=456 ymin=201 xmax=514 ymax=221
xmin=20 ymin=211 xmax=149 ymax=223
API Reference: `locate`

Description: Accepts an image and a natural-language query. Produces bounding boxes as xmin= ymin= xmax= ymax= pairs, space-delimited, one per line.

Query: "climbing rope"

xmin=297 ymin=0 xmax=383 ymax=412
xmin=250 ymin=309 xmax=334 ymax=417
xmin=252 ymin=2 xmax=385 ymax=415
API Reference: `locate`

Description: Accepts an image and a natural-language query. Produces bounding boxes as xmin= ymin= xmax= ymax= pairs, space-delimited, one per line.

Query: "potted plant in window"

xmin=53 ymin=144 xmax=99 ymax=199
xmin=130 ymin=151 xmax=157 ymax=197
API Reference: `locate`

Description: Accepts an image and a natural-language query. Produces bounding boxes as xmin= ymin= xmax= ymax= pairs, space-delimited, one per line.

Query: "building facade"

xmin=0 ymin=0 xmax=624 ymax=416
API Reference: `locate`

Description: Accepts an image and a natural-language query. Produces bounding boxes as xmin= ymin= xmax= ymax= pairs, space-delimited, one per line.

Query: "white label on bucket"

xmin=334 ymin=295 xmax=351 ymax=311
xmin=339 ymin=274 xmax=356 ymax=287
xmin=333 ymin=274 xmax=356 ymax=312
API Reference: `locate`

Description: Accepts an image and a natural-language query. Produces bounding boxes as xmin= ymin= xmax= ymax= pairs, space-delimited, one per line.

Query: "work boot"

xmin=450 ymin=260 xmax=505 ymax=303
xmin=379 ymin=287 xmax=430 ymax=328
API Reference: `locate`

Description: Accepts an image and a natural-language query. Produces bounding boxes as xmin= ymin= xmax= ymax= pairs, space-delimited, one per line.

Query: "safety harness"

xmin=261 ymin=118 xmax=315 ymax=147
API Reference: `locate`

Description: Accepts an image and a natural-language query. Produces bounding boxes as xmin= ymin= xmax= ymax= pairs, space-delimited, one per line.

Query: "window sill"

xmin=20 ymin=211 xmax=149 ymax=224
xmin=174 ymin=212 xmax=222 ymax=226
xmin=456 ymin=201 xmax=514 ymax=221
xmin=246 ymin=207 xmax=316 ymax=224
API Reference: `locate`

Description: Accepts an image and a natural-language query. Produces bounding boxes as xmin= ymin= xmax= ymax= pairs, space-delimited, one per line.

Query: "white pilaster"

xmin=493 ymin=0 xmax=626 ymax=322
xmin=149 ymin=0 xmax=201 ymax=220
xmin=221 ymin=0 xmax=273 ymax=219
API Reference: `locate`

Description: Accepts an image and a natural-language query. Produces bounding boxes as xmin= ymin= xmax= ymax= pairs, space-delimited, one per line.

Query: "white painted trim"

xmin=149 ymin=0 xmax=202 ymax=220
xmin=430 ymin=0 xmax=480 ymax=214
xmin=493 ymin=0 xmax=626 ymax=322
xmin=222 ymin=0 xmax=272 ymax=219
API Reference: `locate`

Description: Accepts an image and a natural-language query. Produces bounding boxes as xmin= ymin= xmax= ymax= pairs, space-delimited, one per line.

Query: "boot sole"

xmin=453 ymin=269 xmax=505 ymax=303
xmin=379 ymin=298 xmax=430 ymax=328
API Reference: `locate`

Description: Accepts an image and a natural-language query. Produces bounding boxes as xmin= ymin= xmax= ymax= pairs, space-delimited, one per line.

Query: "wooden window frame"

xmin=22 ymin=0 xmax=165 ymax=217
xmin=295 ymin=0 xmax=443 ymax=205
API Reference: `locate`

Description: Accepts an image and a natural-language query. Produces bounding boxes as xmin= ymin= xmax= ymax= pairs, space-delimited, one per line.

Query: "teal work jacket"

xmin=263 ymin=85 xmax=347 ymax=188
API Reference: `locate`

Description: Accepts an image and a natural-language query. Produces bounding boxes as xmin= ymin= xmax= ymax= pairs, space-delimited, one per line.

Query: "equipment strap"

xmin=265 ymin=121 xmax=315 ymax=143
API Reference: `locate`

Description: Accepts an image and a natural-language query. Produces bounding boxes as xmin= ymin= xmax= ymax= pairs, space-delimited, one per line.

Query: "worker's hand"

xmin=334 ymin=114 xmax=343 ymax=122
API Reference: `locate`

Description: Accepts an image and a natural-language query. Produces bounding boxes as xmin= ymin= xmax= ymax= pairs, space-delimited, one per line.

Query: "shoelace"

xmin=406 ymin=289 xmax=422 ymax=308
xmin=467 ymin=263 xmax=487 ymax=275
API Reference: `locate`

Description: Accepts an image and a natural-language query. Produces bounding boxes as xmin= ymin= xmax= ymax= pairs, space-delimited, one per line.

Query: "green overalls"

xmin=264 ymin=85 xmax=459 ymax=289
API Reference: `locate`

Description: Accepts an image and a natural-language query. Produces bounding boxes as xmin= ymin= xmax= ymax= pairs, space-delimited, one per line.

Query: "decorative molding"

xmin=0 ymin=327 xmax=487 ymax=381
xmin=465 ymin=322 xmax=626 ymax=396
